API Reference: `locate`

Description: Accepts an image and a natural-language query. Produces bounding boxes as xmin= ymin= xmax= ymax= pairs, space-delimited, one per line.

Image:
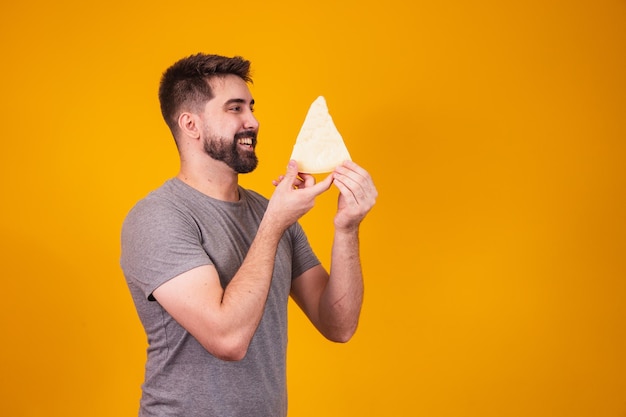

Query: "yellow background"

xmin=1 ymin=0 xmax=625 ymax=416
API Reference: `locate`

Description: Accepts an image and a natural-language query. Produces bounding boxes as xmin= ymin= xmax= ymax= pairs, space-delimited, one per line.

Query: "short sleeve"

xmin=288 ymin=222 xmax=321 ymax=279
xmin=120 ymin=196 xmax=212 ymax=300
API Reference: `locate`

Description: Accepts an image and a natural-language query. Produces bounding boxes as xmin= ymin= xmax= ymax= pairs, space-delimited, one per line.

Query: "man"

xmin=120 ymin=53 xmax=377 ymax=417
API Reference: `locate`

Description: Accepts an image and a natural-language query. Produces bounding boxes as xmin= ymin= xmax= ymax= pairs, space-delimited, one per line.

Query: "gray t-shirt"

xmin=120 ymin=178 xmax=320 ymax=417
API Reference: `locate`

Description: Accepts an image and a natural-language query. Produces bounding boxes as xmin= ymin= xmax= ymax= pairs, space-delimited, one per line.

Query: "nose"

xmin=244 ymin=110 xmax=259 ymax=131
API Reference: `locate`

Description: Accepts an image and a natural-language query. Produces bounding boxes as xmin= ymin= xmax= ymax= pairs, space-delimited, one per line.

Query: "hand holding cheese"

xmin=289 ymin=96 xmax=352 ymax=174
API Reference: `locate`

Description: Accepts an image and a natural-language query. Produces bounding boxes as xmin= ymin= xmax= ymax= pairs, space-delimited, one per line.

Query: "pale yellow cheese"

xmin=289 ymin=96 xmax=351 ymax=174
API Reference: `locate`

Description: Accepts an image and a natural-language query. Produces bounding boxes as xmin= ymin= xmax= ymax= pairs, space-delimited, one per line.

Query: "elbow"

xmin=324 ymin=323 xmax=359 ymax=344
xmin=214 ymin=347 xmax=248 ymax=362
xmin=329 ymin=333 xmax=353 ymax=344
xmin=202 ymin=335 xmax=251 ymax=362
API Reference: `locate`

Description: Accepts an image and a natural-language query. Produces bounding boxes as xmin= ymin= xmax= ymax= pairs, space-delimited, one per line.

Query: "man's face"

xmin=200 ymin=75 xmax=259 ymax=173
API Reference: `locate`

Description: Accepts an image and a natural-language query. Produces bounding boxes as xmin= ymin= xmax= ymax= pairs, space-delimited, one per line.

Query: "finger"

xmin=333 ymin=175 xmax=359 ymax=204
xmin=303 ymin=172 xmax=334 ymax=196
xmin=338 ymin=160 xmax=367 ymax=175
xmin=293 ymin=177 xmax=305 ymax=188
xmin=284 ymin=160 xmax=299 ymax=180
xmin=298 ymin=173 xmax=316 ymax=188
xmin=333 ymin=170 xmax=364 ymax=200
xmin=334 ymin=171 xmax=377 ymax=207
xmin=272 ymin=175 xmax=286 ymax=187
xmin=275 ymin=160 xmax=301 ymax=190
xmin=315 ymin=172 xmax=334 ymax=191
xmin=334 ymin=162 xmax=377 ymax=198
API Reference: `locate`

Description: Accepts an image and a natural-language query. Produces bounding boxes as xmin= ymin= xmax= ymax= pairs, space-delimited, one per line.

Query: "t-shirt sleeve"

xmin=289 ymin=221 xmax=321 ymax=279
xmin=120 ymin=197 xmax=212 ymax=300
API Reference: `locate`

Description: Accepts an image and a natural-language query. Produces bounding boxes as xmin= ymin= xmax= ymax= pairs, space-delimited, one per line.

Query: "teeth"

xmin=238 ymin=138 xmax=253 ymax=145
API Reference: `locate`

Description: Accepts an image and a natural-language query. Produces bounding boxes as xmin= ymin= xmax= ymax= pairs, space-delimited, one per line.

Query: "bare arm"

xmin=291 ymin=161 xmax=377 ymax=342
xmin=153 ymin=161 xmax=334 ymax=361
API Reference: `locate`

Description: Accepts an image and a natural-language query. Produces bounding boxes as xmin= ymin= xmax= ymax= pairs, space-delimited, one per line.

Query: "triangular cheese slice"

xmin=290 ymin=96 xmax=351 ymax=174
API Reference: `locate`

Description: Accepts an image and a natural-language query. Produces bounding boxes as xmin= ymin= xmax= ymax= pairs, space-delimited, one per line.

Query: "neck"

xmin=177 ymin=160 xmax=240 ymax=202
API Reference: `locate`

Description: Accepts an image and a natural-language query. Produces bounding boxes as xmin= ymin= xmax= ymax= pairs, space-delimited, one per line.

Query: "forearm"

xmin=318 ymin=227 xmax=364 ymax=342
xmin=216 ymin=218 xmax=286 ymax=357
xmin=290 ymin=161 xmax=376 ymax=343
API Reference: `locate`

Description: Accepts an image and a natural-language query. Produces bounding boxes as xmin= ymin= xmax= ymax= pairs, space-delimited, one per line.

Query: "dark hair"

xmin=158 ymin=53 xmax=252 ymax=134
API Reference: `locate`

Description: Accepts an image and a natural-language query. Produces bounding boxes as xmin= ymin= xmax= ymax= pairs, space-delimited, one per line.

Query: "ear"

xmin=177 ymin=112 xmax=201 ymax=140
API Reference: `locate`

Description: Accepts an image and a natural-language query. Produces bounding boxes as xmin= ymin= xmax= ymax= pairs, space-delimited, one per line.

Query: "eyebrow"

xmin=224 ymin=98 xmax=255 ymax=107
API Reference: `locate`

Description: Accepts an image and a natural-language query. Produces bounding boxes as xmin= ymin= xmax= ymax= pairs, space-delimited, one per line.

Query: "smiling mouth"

xmin=237 ymin=137 xmax=255 ymax=149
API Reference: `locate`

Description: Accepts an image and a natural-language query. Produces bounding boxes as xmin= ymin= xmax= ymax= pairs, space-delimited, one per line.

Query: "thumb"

xmin=274 ymin=160 xmax=300 ymax=191
xmin=282 ymin=160 xmax=300 ymax=182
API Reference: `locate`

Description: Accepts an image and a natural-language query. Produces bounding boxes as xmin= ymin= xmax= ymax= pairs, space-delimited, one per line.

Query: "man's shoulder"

xmin=123 ymin=179 xmax=185 ymax=225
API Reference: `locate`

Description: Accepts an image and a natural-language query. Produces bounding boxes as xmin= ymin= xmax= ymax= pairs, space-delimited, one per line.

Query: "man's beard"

xmin=203 ymin=130 xmax=258 ymax=174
